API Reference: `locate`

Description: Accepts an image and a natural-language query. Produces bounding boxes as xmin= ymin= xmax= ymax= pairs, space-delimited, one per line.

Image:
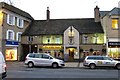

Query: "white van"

xmin=0 ymin=51 xmax=7 ymax=79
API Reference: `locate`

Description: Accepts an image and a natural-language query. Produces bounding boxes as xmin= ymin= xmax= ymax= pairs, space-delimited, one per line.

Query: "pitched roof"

xmin=0 ymin=2 xmax=34 ymax=20
xmin=100 ymin=11 xmax=109 ymax=18
xmin=109 ymin=7 xmax=120 ymax=15
xmin=100 ymin=7 xmax=120 ymax=18
xmin=22 ymin=18 xmax=104 ymax=36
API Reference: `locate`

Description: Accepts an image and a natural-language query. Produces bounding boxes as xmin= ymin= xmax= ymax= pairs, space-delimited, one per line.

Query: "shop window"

xmin=6 ymin=30 xmax=14 ymax=40
xmin=7 ymin=14 xmax=15 ymax=25
xmin=6 ymin=48 xmax=17 ymax=60
xmin=112 ymin=19 xmax=118 ymax=29
xmin=17 ymin=18 xmax=24 ymax=28
xmin=16 ymin=32 xmax=22 ymax=41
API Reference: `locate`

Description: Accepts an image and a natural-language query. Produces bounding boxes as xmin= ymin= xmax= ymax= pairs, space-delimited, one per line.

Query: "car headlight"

xmin=59 ymin=60 xmax=64 ymax=63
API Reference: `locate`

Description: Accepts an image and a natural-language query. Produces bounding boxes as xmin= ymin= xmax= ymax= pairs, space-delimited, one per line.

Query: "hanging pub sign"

xmin=108 ymin=42 xmax=120 ymax=47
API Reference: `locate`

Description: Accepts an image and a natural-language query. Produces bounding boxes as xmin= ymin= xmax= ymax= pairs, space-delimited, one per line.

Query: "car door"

xmin=40 ymin=54 xmax=53 ymax=66
xmin=95 ymin=57 xmax=104 ymax=66
xmin=102 ymin=57 xmax=115 ymax=67
xmin=33 ymin=54 xmax=42 ymax=66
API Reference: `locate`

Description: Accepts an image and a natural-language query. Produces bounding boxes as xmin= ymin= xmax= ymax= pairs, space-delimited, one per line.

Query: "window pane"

xmin=8 ymin=31 xmax=13 ymax=40
xmin=42 ymin=54 xmax=49 ymax=59
xmin=17 ymin=18 xmax=24 ymax=28
xmin=8 ymin=15 xmax=15 ymax=25
xmin=112 ymin=19 xmax=118 ymax=29
xmin=56 ymin=38 xmax=60 ymax=44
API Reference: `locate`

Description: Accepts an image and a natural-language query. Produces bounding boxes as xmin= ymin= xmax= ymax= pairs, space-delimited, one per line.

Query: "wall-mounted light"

xmin=68 ymin=26 xmax=74 ymax=37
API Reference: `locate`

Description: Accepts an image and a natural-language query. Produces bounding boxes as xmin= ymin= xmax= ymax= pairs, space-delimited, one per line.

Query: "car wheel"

xmin=52 ymin=63 xmax=58 ymax=68
xmin=89 ymin=63 xmax=95 ymax=69
xmin=116 ymin=64 xmax=120 ymax=70
xmin=28 ymin=62 xmax=34 ymax=68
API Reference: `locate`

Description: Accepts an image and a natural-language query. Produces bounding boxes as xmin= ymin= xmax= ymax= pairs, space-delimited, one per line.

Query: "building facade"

xmin=21 ymin=7 xmax=105 ymax=61
xmin=100 ymin=7 xmax=120 ymax=59
xmin=0 ymin=2 xmax=33 ymax=61
xmin=1 ymin=2 xmax=120 ymax=61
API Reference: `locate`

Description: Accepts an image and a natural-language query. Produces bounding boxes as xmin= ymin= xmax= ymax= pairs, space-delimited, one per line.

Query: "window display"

xmin=6 ymin=48 xmax=17 ymax=60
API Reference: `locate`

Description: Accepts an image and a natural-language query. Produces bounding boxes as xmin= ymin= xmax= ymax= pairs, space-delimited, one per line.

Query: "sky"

xmin=0 ymin=0 xmax=120 ymax=20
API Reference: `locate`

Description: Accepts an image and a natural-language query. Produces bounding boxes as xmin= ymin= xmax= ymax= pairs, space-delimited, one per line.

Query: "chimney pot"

xmin=47 ymin=7 xmax=50 ymax=21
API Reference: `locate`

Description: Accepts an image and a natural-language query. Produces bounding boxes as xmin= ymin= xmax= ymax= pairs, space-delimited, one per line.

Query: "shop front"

xmin=39 ymin=45 xmax=63 ymax=59
xmin=108 ymin=42 xmax=120 ymax=59
xmin=5 ymin=40 xmax=19 ymax=61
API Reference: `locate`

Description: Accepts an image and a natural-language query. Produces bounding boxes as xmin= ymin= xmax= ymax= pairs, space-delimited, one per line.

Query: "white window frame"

xmin=83 ymin=35 xmax=88 ymax=44
xmin=16 ymin=32 xmax=22 ymax=41
xmin=7 ymin=14 xmax=15 ymax=25
xmin=56 ymin=37 xmax=60 ymax=44
xmin=6 ymin=30 xmax=14 ymax=40
xmin=17 ymin=17 xmax=24 ymax=28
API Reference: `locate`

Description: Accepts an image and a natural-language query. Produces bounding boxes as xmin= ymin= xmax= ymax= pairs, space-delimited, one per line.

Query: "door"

xmin=68 ymin=48 xmax=74 ymax=61
xmin=102 ymin=57 xmax=115 ymax=67
xmin=33 ymin=54 xmax=42 ymax=66
xmin=40 ymin=54 xmax=53 ymax=66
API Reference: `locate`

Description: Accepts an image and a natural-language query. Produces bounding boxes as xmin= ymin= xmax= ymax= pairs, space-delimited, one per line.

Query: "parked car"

xmin=0 ymin=51 xmax=7 ymax=79
xmin=25 ymin=53 xmax=65 ymax=68
xmin=83 ymin=55 xmax=120 ymax=69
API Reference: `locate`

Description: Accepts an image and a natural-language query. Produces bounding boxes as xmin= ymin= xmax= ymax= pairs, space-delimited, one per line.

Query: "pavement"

xmin=6 ymin=61 xmax=84 ymax=68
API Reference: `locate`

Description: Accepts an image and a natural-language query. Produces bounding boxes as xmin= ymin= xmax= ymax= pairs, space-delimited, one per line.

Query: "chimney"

xmin=118 ymin=1 xmax=120 ymax=8
xmin=94 ymin=6 xmax=100 ymax=22
xmin=47 ymin=7 xmax=50 ymax=21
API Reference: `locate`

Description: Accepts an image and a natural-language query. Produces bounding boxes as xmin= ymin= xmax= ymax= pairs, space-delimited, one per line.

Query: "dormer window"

xmin=112 ymin=19 xmax=118 ymax=29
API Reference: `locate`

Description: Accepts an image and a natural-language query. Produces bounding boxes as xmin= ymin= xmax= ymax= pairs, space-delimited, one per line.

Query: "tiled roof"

xmin=22 ymin=18 xmax=104 ymax=36
xmin=0 ymin=2 xmax=34 ymax=20
xmin=109 ymin=7 xmax=120 ymax=15
xmin=100 ymin=7 xmax=120 ymax=18
xmin=100 ymin=11 xmax=109 ymax=18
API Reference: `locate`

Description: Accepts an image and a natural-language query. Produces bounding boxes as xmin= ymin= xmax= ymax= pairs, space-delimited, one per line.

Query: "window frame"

xmin=55 ymin=37 xmax=60 ymax=44
xmin=83 ymin=35 xmax=88 ymax=44
xmin=112 ymin=18 xmax=119 ymax=30
xmin=7 ymin=14 xmax=15 ymax=25
xmin=16 ymin=32 xmax=22 ymax=42
xmin=17 ymin=17 xmax=24 ymax=28
xmin=6 ymin=30 xmax=15 ymax=40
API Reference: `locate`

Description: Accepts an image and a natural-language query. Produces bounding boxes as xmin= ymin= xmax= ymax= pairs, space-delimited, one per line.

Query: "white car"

xmin=0 ymin=51 xmax=7 ymax=79
xmin=83 ymin=56 xmax=120 ymax=69
xmin=25 ymin=53 xmax=65 ymax=68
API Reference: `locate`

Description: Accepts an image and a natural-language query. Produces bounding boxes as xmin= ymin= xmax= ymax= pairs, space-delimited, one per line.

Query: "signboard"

xmin=6 ymin=40 xmax=19 ymax=46
xmin=108 ymin=42 xmax=120 ymax=47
